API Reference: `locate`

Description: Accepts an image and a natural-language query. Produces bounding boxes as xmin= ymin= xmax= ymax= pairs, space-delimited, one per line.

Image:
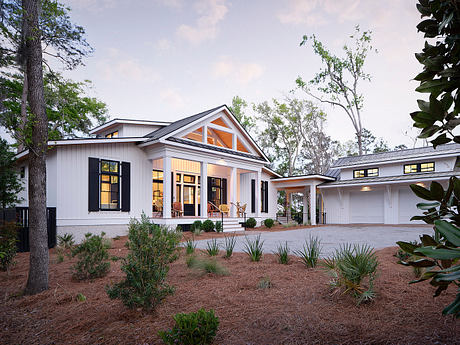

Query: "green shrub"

xmin=75 ymin=293 xmax=86 ymax=302
xmin=159 ymin=308 xmax=219 ymax=345
xmin=264 ymin=218 xmax=275 ymax=228
xmin=275 ymin=241 xmax=290 ymax=264
xmin=106 ymin=214 xmax=181 ymax=310
xmin=257 ymin=276 xmax=273 ymax=289
xmin=243 ymin=234 xmax=264 ymax=261
xmin=202 ymin=219 xmax=215 ymax=232
xmin=185 ymin=238 xmax=196 ymax=255
xmin=295 ymin=234 xmax=322 ymax=268
xmin=223 ymin=235 xmax=236 ymax=258
xmin=245 ymin=217 xmax=257 ymax=228
xmin=187 ymin=256 xmax=229 ymax=276
xmin=0 ymin=222 xmax=18 ymax=272
xmin=192 ymin=220 xmax=202 ymax=232
xmin=215 ymin=221 xmax=223 ymax=233
xmin=71 ymin=232 xmax=111 ymax=280
xmin=206 ymin=239 xmax=220 ymax=256
xmin=57 ymin=233 xmax=75 ymax=249
xmin=186 ymin=255 xmax=198 ymax=268
xmin=323 ymin=243 xmax=379 ymax=305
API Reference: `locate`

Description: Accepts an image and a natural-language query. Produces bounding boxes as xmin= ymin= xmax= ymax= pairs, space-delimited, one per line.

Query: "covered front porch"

xmin=271 ymin=175 xmax=335 ymax=226
xmin=148 ymin=154 xmax=264 ymax=227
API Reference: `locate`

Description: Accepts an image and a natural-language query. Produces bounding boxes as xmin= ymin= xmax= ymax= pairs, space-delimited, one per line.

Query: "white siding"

xmin=349 ymin=190 xmax=384 ymax=223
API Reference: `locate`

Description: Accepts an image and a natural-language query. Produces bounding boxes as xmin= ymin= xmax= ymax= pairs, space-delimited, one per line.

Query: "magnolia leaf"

xmin=416 ymin=202 xmax=440 ymax=210
xmin=396 ymin=241 xmax=419 ymax=255
xmin=407 ymin=258 xmax=437 ymax=267
xmin=420 ymin=234 xmax=438 ymax=246
xmin=430 ymin=181 xmax=445 ymax=201
xmin=410 ymin=183 xmax=435 ymax=200
xmin=442 ymin=292 xmax=460 ymax=318
xmin=434 ymin=220 xmax=460 ymax=246
xmin=415 ymin=246 xmax=460 ymax=260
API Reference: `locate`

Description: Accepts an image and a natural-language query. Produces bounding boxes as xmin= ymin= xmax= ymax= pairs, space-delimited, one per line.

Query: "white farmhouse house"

xmin=14 ymin=104 xmax=460 ymax=241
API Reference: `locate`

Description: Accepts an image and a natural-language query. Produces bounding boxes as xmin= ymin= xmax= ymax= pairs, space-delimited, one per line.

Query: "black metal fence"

xmin=0 ymin=207 xmax=56 ymax=252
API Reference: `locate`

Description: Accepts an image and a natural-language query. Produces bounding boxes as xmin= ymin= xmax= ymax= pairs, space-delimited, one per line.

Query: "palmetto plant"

xmin=243 ymin=234 xmax=264 ymax=262
xmin=275 ymin=241 xmax=290 ymax=264
xmin=323 ymin=243 xmax=378 ymax=305
xmin=295 ymin=234 xmax=322 ymax=268
xmin=206 ymin=239 xmax=220 ymax=256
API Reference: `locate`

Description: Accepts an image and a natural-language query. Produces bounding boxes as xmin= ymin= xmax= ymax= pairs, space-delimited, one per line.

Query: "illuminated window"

xmin=404 ymin=162 xmax=434 ymax=174
xmin=183 ymin=175 xmax=195 ymax=184
xmin=100 ymin=160 xmax=120 ymax=210
xmin=152 ymin=169 xmax=163 ymax=211
xmin=353 ymin=168 xmax=379 ymax=178
xmin=176 ymin=173 xmax=181 ymax=182
xmin=105 ymin=131 xmax=119 ymax=138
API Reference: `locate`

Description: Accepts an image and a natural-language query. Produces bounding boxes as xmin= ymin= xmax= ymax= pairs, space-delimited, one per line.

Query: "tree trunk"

xmin=23 ymin=0 xmax=49 ymax=295
xmin=17 ymin=70 xmax=28 ymax=153
xmin=357 ymin=129 xmax=363 ymax=156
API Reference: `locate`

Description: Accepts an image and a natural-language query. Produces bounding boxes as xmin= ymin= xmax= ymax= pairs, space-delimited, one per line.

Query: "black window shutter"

xmin=207 ymin=177 xmax=212 ymax=203
xmin=171 ymin=172 xmax=174 ymax=208
xmin=251 ymin=179 xmax=255 ymax=213
xmin=88 ymin=157 xmax=99 ymax=212
xmin=264 ymin=181 xmax=269 ymax=213
xmin=121 ymin=162 xmax=131 ymax=212
xmin=222 ymin=178 xmax=227 ymax=204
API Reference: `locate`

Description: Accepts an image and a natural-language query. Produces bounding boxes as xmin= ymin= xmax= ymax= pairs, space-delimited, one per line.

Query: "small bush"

xmin=186 ymin=255 xmax=198 ymax=268
xmin=202 ymin=219 xmax=215 ymax=232
xmin=185 ymin=238 xmax=196 ymax=255
xmin=245 ymin=217 xmax=257 ymax=228
xmin=223 ymin=235 xmax=236 ymax=258
xmin=57 ymin=233 xmax=74 ymax=249
xmin=206 ymin=239 xmax=220 ymax=256
xmin=159 ymin=308 xmax=219 ymax=345
xmin=275 ymin=241 xmax=290 ymax=264
xmin=106 ymin=214 xmax=181 ymax=310
xmin=188 ymin=256 xmax=229 ymax=276
xmin=282 ymin=221 xmax=298 ymax=228
xmin=215 ymin=221 xmax=223 ymax=233
xmin=323 ymin=243 xmax=379 ymax=305
xmin=295 ymin=234 xmax=322 ymax=268
xmin=264 ymin=218 xmax=275 ymax=228
xmin=71 ymin=232 xmax=110 ymax=280
xmin=257 ymin=276 xmax=273 ymax=289
xmin=192 ymin=220 xmax=202 ymax=232
xmin=0 ymin=222 xmax=17 ymax=272
xmin=75 ymin=293 xmax=86 ymax=302
xmin=243 ymin=234 xmax=264 ymax=261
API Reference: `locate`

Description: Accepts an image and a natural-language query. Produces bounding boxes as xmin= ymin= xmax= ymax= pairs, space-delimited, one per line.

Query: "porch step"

xmin=222 ymin=218 xmax=245 ymax=232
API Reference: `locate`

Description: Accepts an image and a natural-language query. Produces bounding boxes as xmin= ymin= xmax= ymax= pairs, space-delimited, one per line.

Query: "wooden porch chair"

xmin=239 ymin=203 xmax=247 ymax=217
xmin=219 ymin=204 xmax=230 ymax=217
xmin=172 ymin=202 xmax=183 ymax=217
xmin=207 ymin=202 xmax=220 ymax=218
xmin=153 ymin=199 xmax=163 ymax=217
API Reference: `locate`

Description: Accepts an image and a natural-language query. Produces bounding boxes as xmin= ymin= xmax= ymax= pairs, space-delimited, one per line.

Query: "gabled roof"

xmin=144 ymin=105 xmax=224 ymax=140
xmin=89 ymin=118 xmax=171 ymax=135
xmin=333 ymin=143 xmax=460 ymax=168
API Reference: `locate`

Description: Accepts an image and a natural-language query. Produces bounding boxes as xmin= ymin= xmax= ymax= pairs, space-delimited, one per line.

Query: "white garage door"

xmin=350 ymin=190 xmax=384 ymax=223
xmin=398 ymin=188 xmax=423 ymax=224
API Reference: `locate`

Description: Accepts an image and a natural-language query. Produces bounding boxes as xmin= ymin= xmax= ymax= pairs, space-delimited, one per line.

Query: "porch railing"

xmin=208 ymin=201 xmax=224 ymax=232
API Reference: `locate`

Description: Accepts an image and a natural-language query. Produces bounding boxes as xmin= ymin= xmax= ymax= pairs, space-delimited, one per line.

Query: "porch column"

xmin=310 ymin=184 xmax=317 ymax=225
xmin=287 ymin=192 xmax=292 ymax=221
xmin=255 ymin=169 xmax=261 ymax=218
xmin=230 ymin=166 xmax=237 ymax=217
xmin=303 ymin=187 xmax=308 ymax=225
xmin=163 ymin=156 xmax=172 ymax=218
xmin=200 ymin=161 xmax=207 ymax=219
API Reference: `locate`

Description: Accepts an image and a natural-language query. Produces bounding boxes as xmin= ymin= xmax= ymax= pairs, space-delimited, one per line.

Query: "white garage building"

xmin=319 ymin=144 xmax=460 ymax=224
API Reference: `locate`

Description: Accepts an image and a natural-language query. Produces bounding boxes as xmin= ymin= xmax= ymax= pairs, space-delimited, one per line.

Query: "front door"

xmin=183 ymin=185 xmax=195 ymax=216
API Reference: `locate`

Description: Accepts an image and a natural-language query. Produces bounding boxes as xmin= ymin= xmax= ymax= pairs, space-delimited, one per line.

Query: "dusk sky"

xmin=42 ymin=1 xmax=425 ymax=147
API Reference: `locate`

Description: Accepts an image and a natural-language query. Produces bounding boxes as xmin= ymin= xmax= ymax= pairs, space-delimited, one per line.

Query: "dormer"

xmin=89 ymin=119 xmax=171 ymax=138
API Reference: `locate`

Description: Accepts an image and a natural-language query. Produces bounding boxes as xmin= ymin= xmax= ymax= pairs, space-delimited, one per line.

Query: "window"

xmin=100 ymin=160 xmax=120 ymax=210
xmin=20 ymin=166 xmax=25 ymax=178
xmin=353 ymin=168 xmax=379 ymax=178
xmin=152 ymin=170 xmax=163 ymax=211
xmin=183 ymin=175 xmax=195 ymax=184
xmin=261 ymin=181 xmax=269 ymax=213
xmin=176 ymin=173 xmax=181 ymax=182
xmin=105 ymin=131 xmax=119 ymax=138
xmin=404 ymin=162 xmax=434 ymax=174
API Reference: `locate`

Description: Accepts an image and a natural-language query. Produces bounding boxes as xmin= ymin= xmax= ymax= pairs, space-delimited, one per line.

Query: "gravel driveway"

xmin=193 ymin=225 xmax=432 ymax=258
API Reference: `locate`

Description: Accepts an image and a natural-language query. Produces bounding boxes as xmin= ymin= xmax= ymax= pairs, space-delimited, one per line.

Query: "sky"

xmin=2 ymin=0 xmax=426 ymax=148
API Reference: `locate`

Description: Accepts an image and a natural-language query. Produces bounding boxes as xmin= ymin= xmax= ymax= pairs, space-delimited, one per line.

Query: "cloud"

xmin=155 ymin=0 xmax=184 ymax=8
xmin=160 ymin=88 xmax=186 ymax=109
xmin=154 ymin=38 xmax=172 ymax=52
xmin=277 ymin=0 xmax=362 ymax=26
xmin=212 ymin=57 xmax=264 ymax=85
xmin=177 ymin=0 xmax=228 ymax=44
xmin=100 ymin=51 xmax=160 ymax=83
xmin=64 ymin=0 xmax=116 ymax=13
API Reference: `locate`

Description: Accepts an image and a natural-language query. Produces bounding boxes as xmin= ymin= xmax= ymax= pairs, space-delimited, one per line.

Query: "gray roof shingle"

xmin=333 ymin=143 xmax=460 ymax=168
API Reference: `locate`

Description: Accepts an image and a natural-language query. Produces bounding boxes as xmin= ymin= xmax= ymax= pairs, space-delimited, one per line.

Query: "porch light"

xmin=360 ymin=186 xmax=372 ymax=192
xmin=416 ymin=182 xmax=425 ymax=187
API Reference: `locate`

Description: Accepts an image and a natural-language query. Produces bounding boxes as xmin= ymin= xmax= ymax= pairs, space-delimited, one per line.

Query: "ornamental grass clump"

xmin=206 ymin=238 xmax=220 ymax=256
xmin=223 ymin=235 xmax=236 ymax=258
xmin=323 ymin=243 xmax=379 ymax=305
xmin=187 ymin=256 xmax=229 ymax=276
xmin=106 ymin=214 xmax=181 ymax=311
xmin=243 ymin=234 xmax=264 ymax=262
xmin=159 ymin=308 xmax=219 ymax=345
xmin=71 ymin=232 xmax=111 ymax=280
xmin=185 ymin=238 xmax=196 ymax=255
xmin=295 ymin=234 xmax=322 ymax=268
xmin=275 ymin=241 xmax=290 ymax=264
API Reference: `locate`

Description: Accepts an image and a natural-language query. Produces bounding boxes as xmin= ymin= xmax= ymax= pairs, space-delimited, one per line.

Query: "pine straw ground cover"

xmin=0 ymin=237 xmax=459 ymax=345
